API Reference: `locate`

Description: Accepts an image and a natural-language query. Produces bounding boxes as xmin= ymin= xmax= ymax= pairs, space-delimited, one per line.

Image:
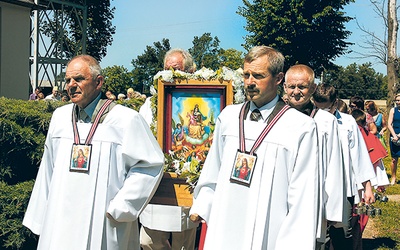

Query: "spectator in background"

xmin=61 ymin=90 xmax=70 ymax=102
xmin=365 ymin=100 xmax=387 ymax=144
xmin=29 ymin=87 xmax=42 ymax=100
xmin=118 ymin=93 xmax=126 ymax=101
xmin=36 ymin=92 xmax=45 ymax=101
xmin=106 ymin=90 xmax=114 ymax=99
xmin=109 ymin=94 xmax=116 ymax=100
xmin=336 ymin=99 xmax=349 ymax=114
xmin=351 ymin=109 xmax=389 ymax=193
xmin=126 ymin=88 xmax=134 ymax=100
xmin=349 ymin=96 xmax=377 ymax=134
xmin=61 ymin=94 xmax=70 ymax=102
xmin=45 ymin=86 xmax=61 ymax=101
xmin=387 ymin=93 xmax=400 ymax=185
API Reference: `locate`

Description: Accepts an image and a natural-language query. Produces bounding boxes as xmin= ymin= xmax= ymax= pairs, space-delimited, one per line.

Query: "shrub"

xmin=0 ymin=97 xmax=144 ymax=249
xmin=0 ymin=98 xmax=63 ymax=184
xmin=0 ymin=181 xmax=37 ymax=249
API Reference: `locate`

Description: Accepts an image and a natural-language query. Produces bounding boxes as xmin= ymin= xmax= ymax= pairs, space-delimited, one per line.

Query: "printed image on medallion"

xmin=230 ymin=151 xmax=257 ymax=186
xmin=70 ymin=144 xmax=92 ymax=172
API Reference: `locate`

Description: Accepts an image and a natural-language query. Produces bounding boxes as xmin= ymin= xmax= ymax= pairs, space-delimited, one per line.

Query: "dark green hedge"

xmin=0 ymin=97 xmax=144 ymax=249
xmin=0 ymin=181 xmax=37 ymax=249
xmin=0 ymin=97 xmax=63 ymax=184
xmin=0 ymin=98 xmax=64 ymax=249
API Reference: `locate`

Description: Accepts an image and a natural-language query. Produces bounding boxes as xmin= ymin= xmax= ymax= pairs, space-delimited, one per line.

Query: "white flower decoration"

xmin=193 ymin=67 xmax=216 ymax=80
xmin=153 ymin=70 xmax=174 ymax=83
xmin=150 ymin=85 xmax=157 ymax=96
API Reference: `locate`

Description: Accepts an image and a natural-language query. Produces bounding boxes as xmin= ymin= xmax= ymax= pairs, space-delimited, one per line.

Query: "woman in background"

xmin=365 ymin=100 xmax=387 ymax=143
xmin=387 ymin=93 xmax=400 ymax=185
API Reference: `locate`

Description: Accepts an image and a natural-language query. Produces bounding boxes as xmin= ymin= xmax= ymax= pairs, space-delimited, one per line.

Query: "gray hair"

xmin=67 ymin=54 xmax=102 ymax=80
xmin=164 ymin=48 xmax=196 ymax=73
xmin=244 ymin=46 xmax=284 ymax=76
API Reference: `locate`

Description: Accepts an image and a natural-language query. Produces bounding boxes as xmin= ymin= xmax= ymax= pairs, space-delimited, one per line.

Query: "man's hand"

xmin=190 ymin=213 xmax=203 ymax=223
xmin=106 ymin=212 xmax=118 ymax=223
xmin=362 ymin=180 xmax=376 ymax=204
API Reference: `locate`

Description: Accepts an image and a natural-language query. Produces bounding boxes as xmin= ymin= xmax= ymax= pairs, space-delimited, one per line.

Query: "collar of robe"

xmin=239 ymin=98 xmax=290 ymax=155
xmin=72 ymin=99 xmax=113 ymax=145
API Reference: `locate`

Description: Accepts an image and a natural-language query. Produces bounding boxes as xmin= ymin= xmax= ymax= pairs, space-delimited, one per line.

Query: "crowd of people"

xmin=28 ymin=86 xmax=70 ymax=102
xmin=29 ymin=84 xmax=146 ymax=103
xmin=22 ymin=46 xmax=397 ymax=250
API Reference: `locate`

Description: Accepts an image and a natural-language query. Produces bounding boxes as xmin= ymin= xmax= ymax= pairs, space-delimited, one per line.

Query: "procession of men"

xmin=23 ymin=46 xmax=389 ymax=250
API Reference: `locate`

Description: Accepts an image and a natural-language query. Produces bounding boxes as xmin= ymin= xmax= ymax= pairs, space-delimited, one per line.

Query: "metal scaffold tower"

xmin=30 ymin=0 xmax=87 ymax=91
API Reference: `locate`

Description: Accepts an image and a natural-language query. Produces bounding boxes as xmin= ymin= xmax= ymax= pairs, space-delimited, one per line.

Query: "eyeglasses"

xmin=349 ymin=104 xmax=357 ymax=109
xmin=243 ymin=72 xmax=269 ymax=80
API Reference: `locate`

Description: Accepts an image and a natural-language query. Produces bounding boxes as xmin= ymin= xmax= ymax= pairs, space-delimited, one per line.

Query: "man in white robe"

xmin=313 ymin=84 xmax=376 ymax=250
xmin=23 ymin=55 xmax=164 ymax=250
xmin=189 ymin=46 xmax=319 ymax=249
xmin=284 ymin=64 xmax=345 ymax=248
xmin=139 ymin=48 xmax=198 ymax=250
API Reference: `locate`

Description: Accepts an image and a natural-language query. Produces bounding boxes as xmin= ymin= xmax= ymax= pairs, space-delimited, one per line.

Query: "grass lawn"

xmin=363 ymin=156 xmax=400 ymax=249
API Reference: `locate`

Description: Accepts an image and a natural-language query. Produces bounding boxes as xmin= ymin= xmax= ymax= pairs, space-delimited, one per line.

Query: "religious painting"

xmin=157 ymin=79 xmax=233 ymax=163
xmin=69 ymin=144 xmax=92 ymax=173
xmin=230 ymin=151 xmax=257 ymax=186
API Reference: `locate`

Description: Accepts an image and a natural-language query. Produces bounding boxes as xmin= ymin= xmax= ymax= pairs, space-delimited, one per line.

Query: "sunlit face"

xmin=349 ymin=102 xmax=359 ymax=111
xmin=243 ymin=55 xmax=283 ymax=108
xmin=284 ymin=71 xmax=315 ymax=109
xmin=165 ymin=53 xmax=184 ymax=71
xmin=395 ymin=97 xmax=400 ymax=107
xmin=65 ymin=59 xmax=103 ymax=108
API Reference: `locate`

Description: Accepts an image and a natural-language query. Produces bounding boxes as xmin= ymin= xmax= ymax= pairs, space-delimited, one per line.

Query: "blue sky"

xmin=101 ymin=1 xmax=389 ymax=74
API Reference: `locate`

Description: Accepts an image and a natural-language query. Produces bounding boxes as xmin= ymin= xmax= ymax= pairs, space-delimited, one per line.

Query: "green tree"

xmin=324 ymin=62 xmax=387 ymax=99
xmin=131 ymin=39 xmax=171 ymax=93
xmin=41 ymin=0 xmax=115 ymax=61
xmin=189 ymin=33 xmax=222 ymax=70
xmin=102 ymin=66 xmax=134 ymax=96
xmin=219 ymin=48 xmax=244 ymax=70
xmin=238 ymin=0 xmax=354 ymax=73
